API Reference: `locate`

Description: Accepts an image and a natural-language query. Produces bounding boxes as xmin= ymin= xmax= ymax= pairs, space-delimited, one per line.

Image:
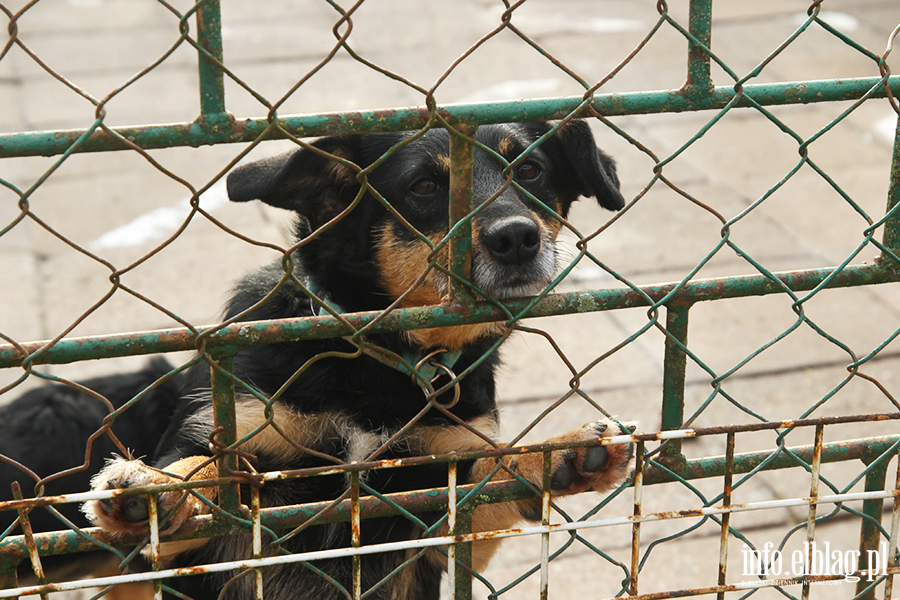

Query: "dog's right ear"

xmin=226 ymin=137 xmax=361 ymax=230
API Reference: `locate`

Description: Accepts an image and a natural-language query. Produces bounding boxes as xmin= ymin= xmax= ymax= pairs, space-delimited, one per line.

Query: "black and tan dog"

xmin=84 ymin=120 xmax=635 ymax=599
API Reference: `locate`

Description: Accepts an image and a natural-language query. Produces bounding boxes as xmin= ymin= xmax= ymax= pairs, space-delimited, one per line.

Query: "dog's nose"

xmin=482 ymin=217 xmax=541 ymax=265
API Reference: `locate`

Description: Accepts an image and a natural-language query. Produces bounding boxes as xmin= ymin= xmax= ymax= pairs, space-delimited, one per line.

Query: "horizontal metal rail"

xmin=0 ymin=77 xmax=896 ymax=158
xmin=2 ymin=262 xmax=897 ymax=368
xmin=3 ymin=487 xmax=898 ymax=599
xmin=0 ymin=423 xmax=895 ymax=561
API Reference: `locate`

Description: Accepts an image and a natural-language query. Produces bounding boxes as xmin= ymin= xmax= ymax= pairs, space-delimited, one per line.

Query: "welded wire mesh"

xmin=0 ymin=1 xmax=899 ymax=599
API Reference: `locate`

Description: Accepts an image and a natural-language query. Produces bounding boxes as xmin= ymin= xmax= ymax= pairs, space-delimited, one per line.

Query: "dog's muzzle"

xmin=473 ymin=216 xmax=557 ymax=299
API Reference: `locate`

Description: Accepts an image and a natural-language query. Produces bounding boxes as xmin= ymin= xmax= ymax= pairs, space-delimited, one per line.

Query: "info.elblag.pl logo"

xmin=742 ymin=541 xmax=893 ymax=583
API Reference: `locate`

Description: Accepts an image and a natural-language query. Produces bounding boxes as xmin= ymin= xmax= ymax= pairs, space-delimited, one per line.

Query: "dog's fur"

xmin=0 ymin=358 xmax=180 ymax=582
xmin=83 ymin=121 xmax=635 ymax=599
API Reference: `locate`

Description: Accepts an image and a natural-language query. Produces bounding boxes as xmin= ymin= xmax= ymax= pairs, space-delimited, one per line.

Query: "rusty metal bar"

xmin=685 ymin=0 xmax=713 ymax=99
xmin=452 ymin=503 xmax=475 ymax=600
xmin=350 ymin=471 xmax=361 ymax=600
xmin=6 ymin=490 xmax=900 ymax=600
xmin=0 ymin=459 xmax=897 ymax=598
xmin=646 ymin=433 xmax=898 ymax=485
xmin=886 ymin=453 xmax=900 ymax=600
xmin=883 ymin=114 xmax=900 ymax=259
xmin=1 ymin=76 xmax=897 ymax=159
xmin=660 ymin=303 xmax=690 ymax=470
xmin=540 ymin=451 xmax=552 ymax=600
xmin=208 ymin=347 xmax=241 ymax=514
xmin=447 ymin=462 xmax=458 ymax=600
xmin=0 ymin=423 xmax=895 ymax=533
xmin=857 ymin=452 xmax=891 ymax=599
xmin=10 ymin=483 xmax=45 ymax=600
xmin=0 ymin=421 xmax=893 ymax=532
xmin=4 ymin=263 xmax=898 ymax=369
xmin=630 ymin=441 xmax=645 ymax=596
xmin=251 ymin=484 xmax=263 ymax=600
xmin=195 ymin=0 xmax=230 ymax=131
xmin=148 ymin=494 xmax=163 ymax=600
xmin=447 ymin=122 xmax=477 ymax=311
xmin=715 ymin=433 xmax=734 ymax=600
xmin=0 ymin=433 xmax=895 ymax=583
xmin=801 ymin=424 xmax=824 ymax=600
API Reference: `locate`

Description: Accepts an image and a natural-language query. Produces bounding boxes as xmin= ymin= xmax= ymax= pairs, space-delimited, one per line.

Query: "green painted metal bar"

xmin=857 ymin=454 xmax=890 ymax=600
xmin=0 ymin=557 xmax=15 ymax=591
xmin=208 ymin=347 xmax=242 ymax=514
xmin=1 ymin=77 xmax=897 ymax=158
xmin=2 ymin=262 xmax=897 ymax=368
xmin=882 ymin=114 xmax=900 ymax=258
xmin=685 ymin=0 xmax=713 ymax=99
xmin=644 ymin=434 xmax=899 ymax=486
xmin=447 ymin=122 xmax=477 ymax=311
xmin=194 ymin=0 xmax=230 ymax=130
xmin=452 ymin=504 xmax=475 ymax=600
xmin=659 ymin=304 xmax=690 ymax=470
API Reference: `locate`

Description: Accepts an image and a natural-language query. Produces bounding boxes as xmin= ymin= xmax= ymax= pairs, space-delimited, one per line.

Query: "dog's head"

xmin=227 ymin=121 xmax=623 ymax=334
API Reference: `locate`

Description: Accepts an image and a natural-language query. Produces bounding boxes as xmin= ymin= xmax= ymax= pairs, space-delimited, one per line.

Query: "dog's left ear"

xmin=226 ymin=137 xmax=362 ymax=231
xmin=543 ymin=120 xmax=625 ymax=214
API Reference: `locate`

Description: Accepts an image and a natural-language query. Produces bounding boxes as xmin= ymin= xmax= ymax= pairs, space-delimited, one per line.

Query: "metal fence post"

xmin=659 ymin=303 xmax=690 ymax=471
xmin=448 ymin=121 xmax=478 ymax=311
xmin=208 ymin=346 xmax=242 ymax=515
xmin=881 ymin=115 xmax=900 ymax=260
xmin=452 ymin=503 xmax=475 ymax=600
xmin=856 ymin=453 xmax=890 ymax=600
xmin=195 ymin=0 xmax=230 ymax=132
xmin=685 ymin=0 xmax=713 ymax=99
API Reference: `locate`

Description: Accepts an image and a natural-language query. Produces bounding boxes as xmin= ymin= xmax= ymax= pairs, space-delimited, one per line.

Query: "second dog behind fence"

xmin=0 ymin=358 xmax=181 ymax=589
xmin=79 ymin=121 xmax=636 ymax=599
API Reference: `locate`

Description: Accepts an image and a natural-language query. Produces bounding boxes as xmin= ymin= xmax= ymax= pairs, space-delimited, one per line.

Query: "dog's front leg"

xmin=463 ymin=416 xmax=635 ymax=571
xmin=83 ymin=456 xmax=218 ymax=539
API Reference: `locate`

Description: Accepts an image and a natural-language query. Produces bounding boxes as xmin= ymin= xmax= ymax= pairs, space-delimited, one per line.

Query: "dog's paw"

xmin=545 ymin=418 xmax=636 ymax=496
xmin=83 ymin=456 xmax=215 ymax=537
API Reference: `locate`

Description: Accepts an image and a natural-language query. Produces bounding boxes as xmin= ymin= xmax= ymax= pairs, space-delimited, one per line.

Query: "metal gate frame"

xmin=1 ymin=1 xmax=899 ymax=599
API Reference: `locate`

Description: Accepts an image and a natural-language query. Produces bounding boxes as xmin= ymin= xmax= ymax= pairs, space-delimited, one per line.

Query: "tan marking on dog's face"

xmin=375 ymin=224 xmax=446 ymax=307
xmin=496 ymin=137 xmax=514 ymax=156
xmin=375 ymin=224 xmax=505 ymax=350
xmin=433 ymin=154 xmax=451 ymax=171
xmin=539 ymin=212 xmax=563 ymax=238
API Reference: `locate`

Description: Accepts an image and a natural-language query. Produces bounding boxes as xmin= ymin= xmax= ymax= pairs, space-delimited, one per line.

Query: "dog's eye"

xmin=516 ymin=162 xmax=541 ymax=180
xmin=411 ymin=179 xmax=438 ymax=195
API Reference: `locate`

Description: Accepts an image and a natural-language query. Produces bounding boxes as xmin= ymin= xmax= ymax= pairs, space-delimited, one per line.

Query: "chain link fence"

xmin=1 ymin=1 xmax=899 ymax=599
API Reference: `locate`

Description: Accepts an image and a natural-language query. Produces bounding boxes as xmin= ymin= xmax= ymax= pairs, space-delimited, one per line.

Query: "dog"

xmin=83 ymin=120 xmax=636 ymax=599
xmin=0 ymin=358 xmax=181 ymax=584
